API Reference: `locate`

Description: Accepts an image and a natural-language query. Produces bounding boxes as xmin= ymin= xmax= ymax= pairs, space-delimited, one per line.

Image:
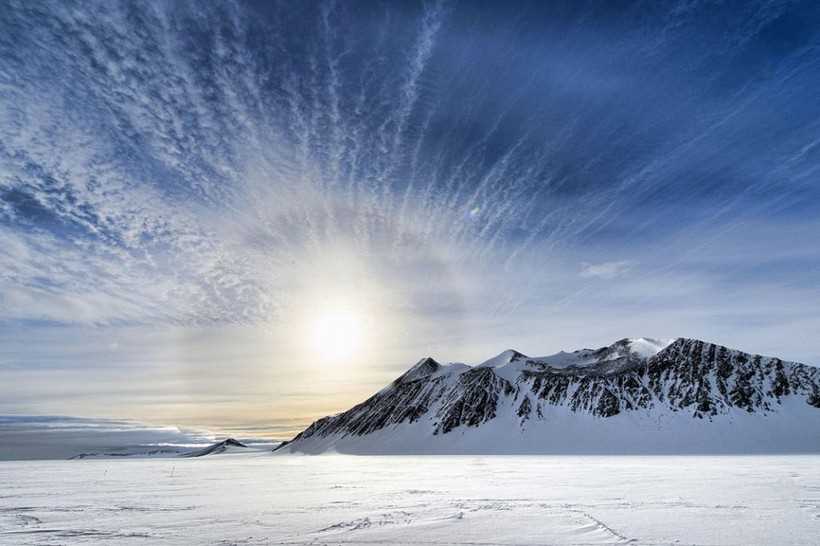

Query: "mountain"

xmin=69 ymin=447 xmax=188 ymax=460
xmin=182 ymin=438 xmax=248 ymax=457
xmin=276 ymin=338 xmax=820 ymax=454
xmin=183 ymin=438 xmax=248 ymax=457
xmin=69 ymin=438 xmax=250 ymax=460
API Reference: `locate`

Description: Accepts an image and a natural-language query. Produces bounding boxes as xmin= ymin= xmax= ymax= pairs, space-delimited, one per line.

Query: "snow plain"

xmin=1 ymin=453 xmax=818 ymax=545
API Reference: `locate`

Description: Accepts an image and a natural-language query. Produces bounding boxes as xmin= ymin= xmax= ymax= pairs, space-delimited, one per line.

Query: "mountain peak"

xmin=394 ymin=356 xmax=441 ymax=385
xmin=477 ymin=349 xmax=528 ymax=368
xmin=413 ymin=356 xmax=439 ymax=368
xmin=183 ymin=438 xmax=248 ymax=457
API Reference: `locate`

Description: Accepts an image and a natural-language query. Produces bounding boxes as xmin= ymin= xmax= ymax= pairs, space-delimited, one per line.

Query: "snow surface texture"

xmin=1 ymin=454 xmax=818 ymax=545
xmin=279 ymin=337 xmax=820 ymax=454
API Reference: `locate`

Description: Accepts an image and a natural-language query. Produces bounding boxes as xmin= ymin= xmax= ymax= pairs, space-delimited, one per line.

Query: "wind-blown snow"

xmin=535 ymin=337 xmax=672 ymax=368
xmin=625 ymin=337 xmax=673 ymax=358
xmin=477 ymin=349 xmax=526 ymax=368
xmin=1 ymin=454 xmax=818 ymax=545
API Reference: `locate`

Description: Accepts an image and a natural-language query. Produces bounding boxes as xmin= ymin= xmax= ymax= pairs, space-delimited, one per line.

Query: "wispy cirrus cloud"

xmin=1 ymin=0 xmax=815 ymax=331
xmin=0 ymin=0 xmax=819 ymax=434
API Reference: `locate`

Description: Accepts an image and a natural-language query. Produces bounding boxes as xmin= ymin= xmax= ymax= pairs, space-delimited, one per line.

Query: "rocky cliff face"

xmin=279 ymin=338 xmax=820 ymax=453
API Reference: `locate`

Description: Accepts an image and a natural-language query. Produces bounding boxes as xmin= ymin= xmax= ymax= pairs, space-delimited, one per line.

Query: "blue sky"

xmin=1 ymin=0 xmax=819 ymax=438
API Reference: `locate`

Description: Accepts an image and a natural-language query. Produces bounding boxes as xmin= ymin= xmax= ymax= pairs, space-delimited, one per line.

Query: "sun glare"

xmin=309 ymin=308 xmax=365 ymax=364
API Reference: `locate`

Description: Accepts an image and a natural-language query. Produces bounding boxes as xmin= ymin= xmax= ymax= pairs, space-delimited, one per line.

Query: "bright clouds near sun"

xmin=308 ymin=306 xmax=368 ymax=365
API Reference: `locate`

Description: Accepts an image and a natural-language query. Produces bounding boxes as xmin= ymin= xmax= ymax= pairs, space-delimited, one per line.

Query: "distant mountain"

xmin=69 ymin=447 xmax=187 ymax=460
xmin=276 ymin=338 xmax=820 ymax=454
xmin=182 ymin=438 xmax=248 ymax=457
xmin=69 ymin=438 xmax=249 ymax=460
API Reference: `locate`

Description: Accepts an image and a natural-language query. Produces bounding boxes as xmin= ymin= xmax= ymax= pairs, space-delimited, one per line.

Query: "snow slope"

xmin=278 ymin=337 xmax=820 ymax=454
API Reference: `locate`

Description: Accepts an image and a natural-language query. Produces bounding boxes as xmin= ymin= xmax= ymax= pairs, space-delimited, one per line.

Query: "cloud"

xmin=0 ymin=415 xmax=216 ymax=460
xmin=580 ymin=260 xmax=635 ymax=280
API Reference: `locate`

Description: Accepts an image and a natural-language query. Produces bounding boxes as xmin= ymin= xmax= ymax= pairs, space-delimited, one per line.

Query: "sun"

xmin=308 ymin=308 xmax=365 ymax=364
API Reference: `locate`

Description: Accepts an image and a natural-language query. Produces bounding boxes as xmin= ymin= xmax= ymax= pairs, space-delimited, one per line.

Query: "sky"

xmin=1 ymin=0 xmax=820 ymax=442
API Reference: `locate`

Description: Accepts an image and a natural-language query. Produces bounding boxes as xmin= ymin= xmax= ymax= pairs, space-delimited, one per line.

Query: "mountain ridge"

xmin=276 ymin=337 xmax=820 ymax=454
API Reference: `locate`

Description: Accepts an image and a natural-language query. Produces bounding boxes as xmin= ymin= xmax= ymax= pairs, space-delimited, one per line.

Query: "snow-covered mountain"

xmin=182 ymin=438 xmax=249 ymax=457
xmin=69 ymin=438 xmax=252 ymax=459
xmin=277 ymin=338 xmax=820 ymax=454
